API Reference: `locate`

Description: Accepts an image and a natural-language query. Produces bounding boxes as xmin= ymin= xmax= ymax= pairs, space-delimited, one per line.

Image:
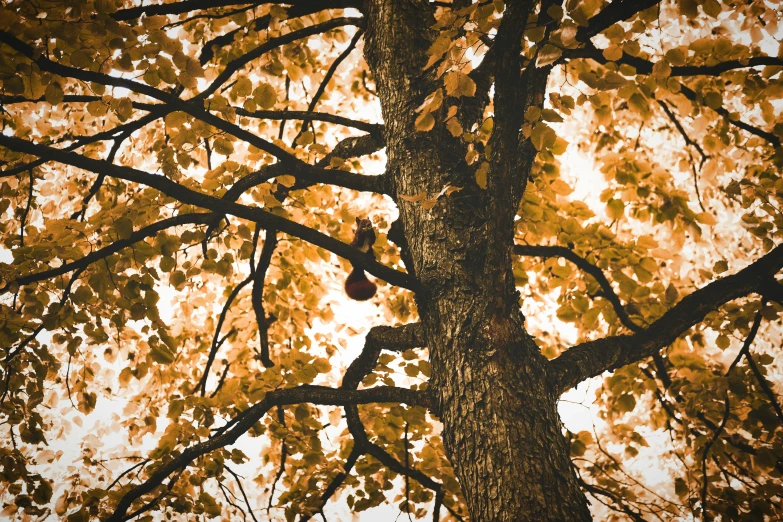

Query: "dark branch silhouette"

xmin=551 ymin=244 xmax=783 ymax=393
xmin=107 ymin=385 xmax=428 ymax=522
xmin=0 ymin=135 xmax=414 ymax=291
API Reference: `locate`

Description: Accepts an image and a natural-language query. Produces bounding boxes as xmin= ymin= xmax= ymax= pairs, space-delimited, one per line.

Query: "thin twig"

xmin=292 ymin=28 xmax=364 ymax=146
xmin=106 ymin=459 xmax=151 ymax=491
xmin=267 ymin=406 xmax=288 ymax=514
xmin=726 ymin=301 xmax=783 ymax=424
xmin=224 ymin=465 xmax=260 ymax=522
xmin=700 ymin=395 xmax=730 ymax=522
xmin=19 ymin=169 xmax=33 ymax=246
xmin=657 ymin=100 xmax=708 ymax=212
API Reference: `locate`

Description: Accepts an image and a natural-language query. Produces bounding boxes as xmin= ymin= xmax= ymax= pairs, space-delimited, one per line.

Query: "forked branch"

xmin=106 ymin=385 xmax=427 ymax=521
xmin=0 ymin=135 xmax=415 ymax=291
xmin=550 ymin=244 xmax=783 ymax=394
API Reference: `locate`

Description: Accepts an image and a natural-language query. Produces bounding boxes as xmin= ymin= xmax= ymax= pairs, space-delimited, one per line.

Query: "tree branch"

xmin=308 ymin=29 xmax=364 ymax=115
xmin=235 ymin=108 xmax=382 ymax=135
xmin=106 ymin=385 xmax=427 ymax=522
xmin=200 ymin=17 xmax=364 ymax=100
xmin=516 ymin=242 xmax=681 ymax=394
xmin=764 ymin=279 xmax=783 ymax=305
xmin=4 ymin=265 xmax=85 ymax=366
xmin=565 ymin=46 xmax=783 ymax=78
xmin=2 ymin=214 xmax=215 ymax=292
xmin=575 ymin=0 xmax=661 ymax=43
xmin=197 ymin=272 xmax=251 ymax=396
xmin=251 ymin=230 xmax=278 ymax=367
xmin=18 ymin=169 xmax=34 ymax=246
xmin=486 ymin=0 xmax=533 ymax=173
xmin=0 ymin=16 xmax=369 ymax=181
xmin=0 ymin=136 xmax=414 ymax=291
xmin=727 ymin=302 xmax=783 ymax=425
xmin=576 ymin=476 xmax=646 ymax=522
xmin=341 ymin=323 xmax=426 ymax=389
xmin=201 ymin=130 xmax=385 ymax=262
xmin=197 ymin=1 xmax=359 ymax=64
xmin=550 ymin=244 xmax=783 ymax=394
xmin=324 ymin=323 xmax=461 ymax=521
xmin=560 ymin=44 xmax=781 ymax=149
xmin=700 ymin=394 xmax=730 ymax=521
xmin=112 ymin=0 xmax=268 ymax=20
xmin=670 ymin=56 xmax=783 ymax=77
xmin=657 ymin=100 xmax=708 ymax=212
xmin=0 ymin=110 xmax=160 ymax=179
xmin=565 ymin=47 xmax=783 ymax=77
xmin=300 ymin=445 xmax=362 ymax=521
xmin=105 ymin=459 xmax=150 ymax=492
xmin=302 ymin=322 xmax=428 ymax=519
xmin=0 ymin=30 xmax=305 ymax=164
xmin=292 ymin=27 xmax=364 ymax=145
xmin=267 ymin=406 xmax=288 ymax=514
xmin=513 ymin=244 xmax=642 ymax=334
xmin=677 ymin=83 xmax=780 ymax=148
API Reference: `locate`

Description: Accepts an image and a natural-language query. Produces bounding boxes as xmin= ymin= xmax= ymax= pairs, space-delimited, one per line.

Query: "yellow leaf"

xmin=606 ymin=198 xmax=624 ymax=220
xmin=457 ymin=74 xmax=476 ymax=97
xmin=704 ymin=91 xmax=722 ymax=110
xmin=213 ymin=137 xmax=234 ymax=156
xmin=296 ymin=131 xmax=314 ymax=146
xmin=425 ymin=35 xmax=451 ymax=70
xmin=550 ymin=179 xmax=573 ymax=196
xmin=232 ymin=77 xmax=253 ymax=98
xmin=421 ymin=197 xmax=439 ymax=210
xmin=713 ymin=259 xmax=728 ymax=273
xmin=277 ymin=175 xmax=296 ymax=187
xmin=602 ymin=44 xmax=623 ymax=61
xmin=536 ymin=44 xmax=562 ymax=67
xmin=86 ymin=100 xmax=108 ymax=117
xmin=185 ymin=57 xmax=204 ymax=78
xmin=541 ymin=109 xmax=563 ymax=122
xmin=696 ymin=212 xmax=717 ymax=225
xmin=143 ymin=69 xmax=161 ymax=87
xmin=70 ymin=50 xmax=92 ymax=69
xmin=444 ymin=72 xmax=476 ymax=98
xmin=444 ymin=71 xmax=460 ymax=96
xmin=44 ymin=82 xmax=64 ymax=105
xmin=526 ymin=26 xmax=545 ymax=43
xmin=400 ymin=192 xmax=427 ymax=203
xmin=446 ymin=117 xmax=463 ymax=137
xmin=551 ymin=136 xmax=569 ymax=155
xmin=525 ymin=106 xmax=542 ymax=122
xmin=702 ymin=0 xmax=722 ymax=17
xmin=116 ymin=98 xmax=133 ymax=121
xmin=475 ymin=162 xmax=489 ymax=189
xmin=665 ymin=48 xmax=686 ymax=66
xmin=253 ymin=82 xmax=278 ymax=109
xmin=415 ymin=112 xmax=435 ymax=132
xmin=652 ymin=60 xmax=672 ymax=79
xmin=617 ymin=394 xmax=636 ymax=413
xmin=637 ymin=235 xmax=658 ymax=249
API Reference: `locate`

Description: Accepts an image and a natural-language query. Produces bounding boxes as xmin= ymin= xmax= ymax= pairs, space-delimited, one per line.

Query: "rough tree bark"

xmin=363 ymin=1 xmax=592 ymax=520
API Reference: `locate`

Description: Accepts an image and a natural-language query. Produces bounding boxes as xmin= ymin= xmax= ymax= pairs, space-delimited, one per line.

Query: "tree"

xmin=0 ymin=0 xmax=782 ymax=520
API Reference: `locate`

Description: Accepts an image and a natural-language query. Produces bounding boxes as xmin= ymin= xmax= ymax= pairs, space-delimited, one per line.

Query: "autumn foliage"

xmin=0 ymin=0 xmax=783 ymax=521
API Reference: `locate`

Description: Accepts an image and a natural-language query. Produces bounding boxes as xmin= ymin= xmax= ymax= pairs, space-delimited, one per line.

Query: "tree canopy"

xmin=0 ymin=0 xmax=782 ymax=521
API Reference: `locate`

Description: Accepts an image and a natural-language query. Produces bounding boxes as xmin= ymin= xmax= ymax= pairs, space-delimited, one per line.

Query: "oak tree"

xmin=1 ymin=0 xmax=783 ymax=521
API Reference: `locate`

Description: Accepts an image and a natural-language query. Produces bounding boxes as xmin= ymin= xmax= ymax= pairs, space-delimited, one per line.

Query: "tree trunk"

xmin=363 ymin=1 xmax=593 ymax=520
